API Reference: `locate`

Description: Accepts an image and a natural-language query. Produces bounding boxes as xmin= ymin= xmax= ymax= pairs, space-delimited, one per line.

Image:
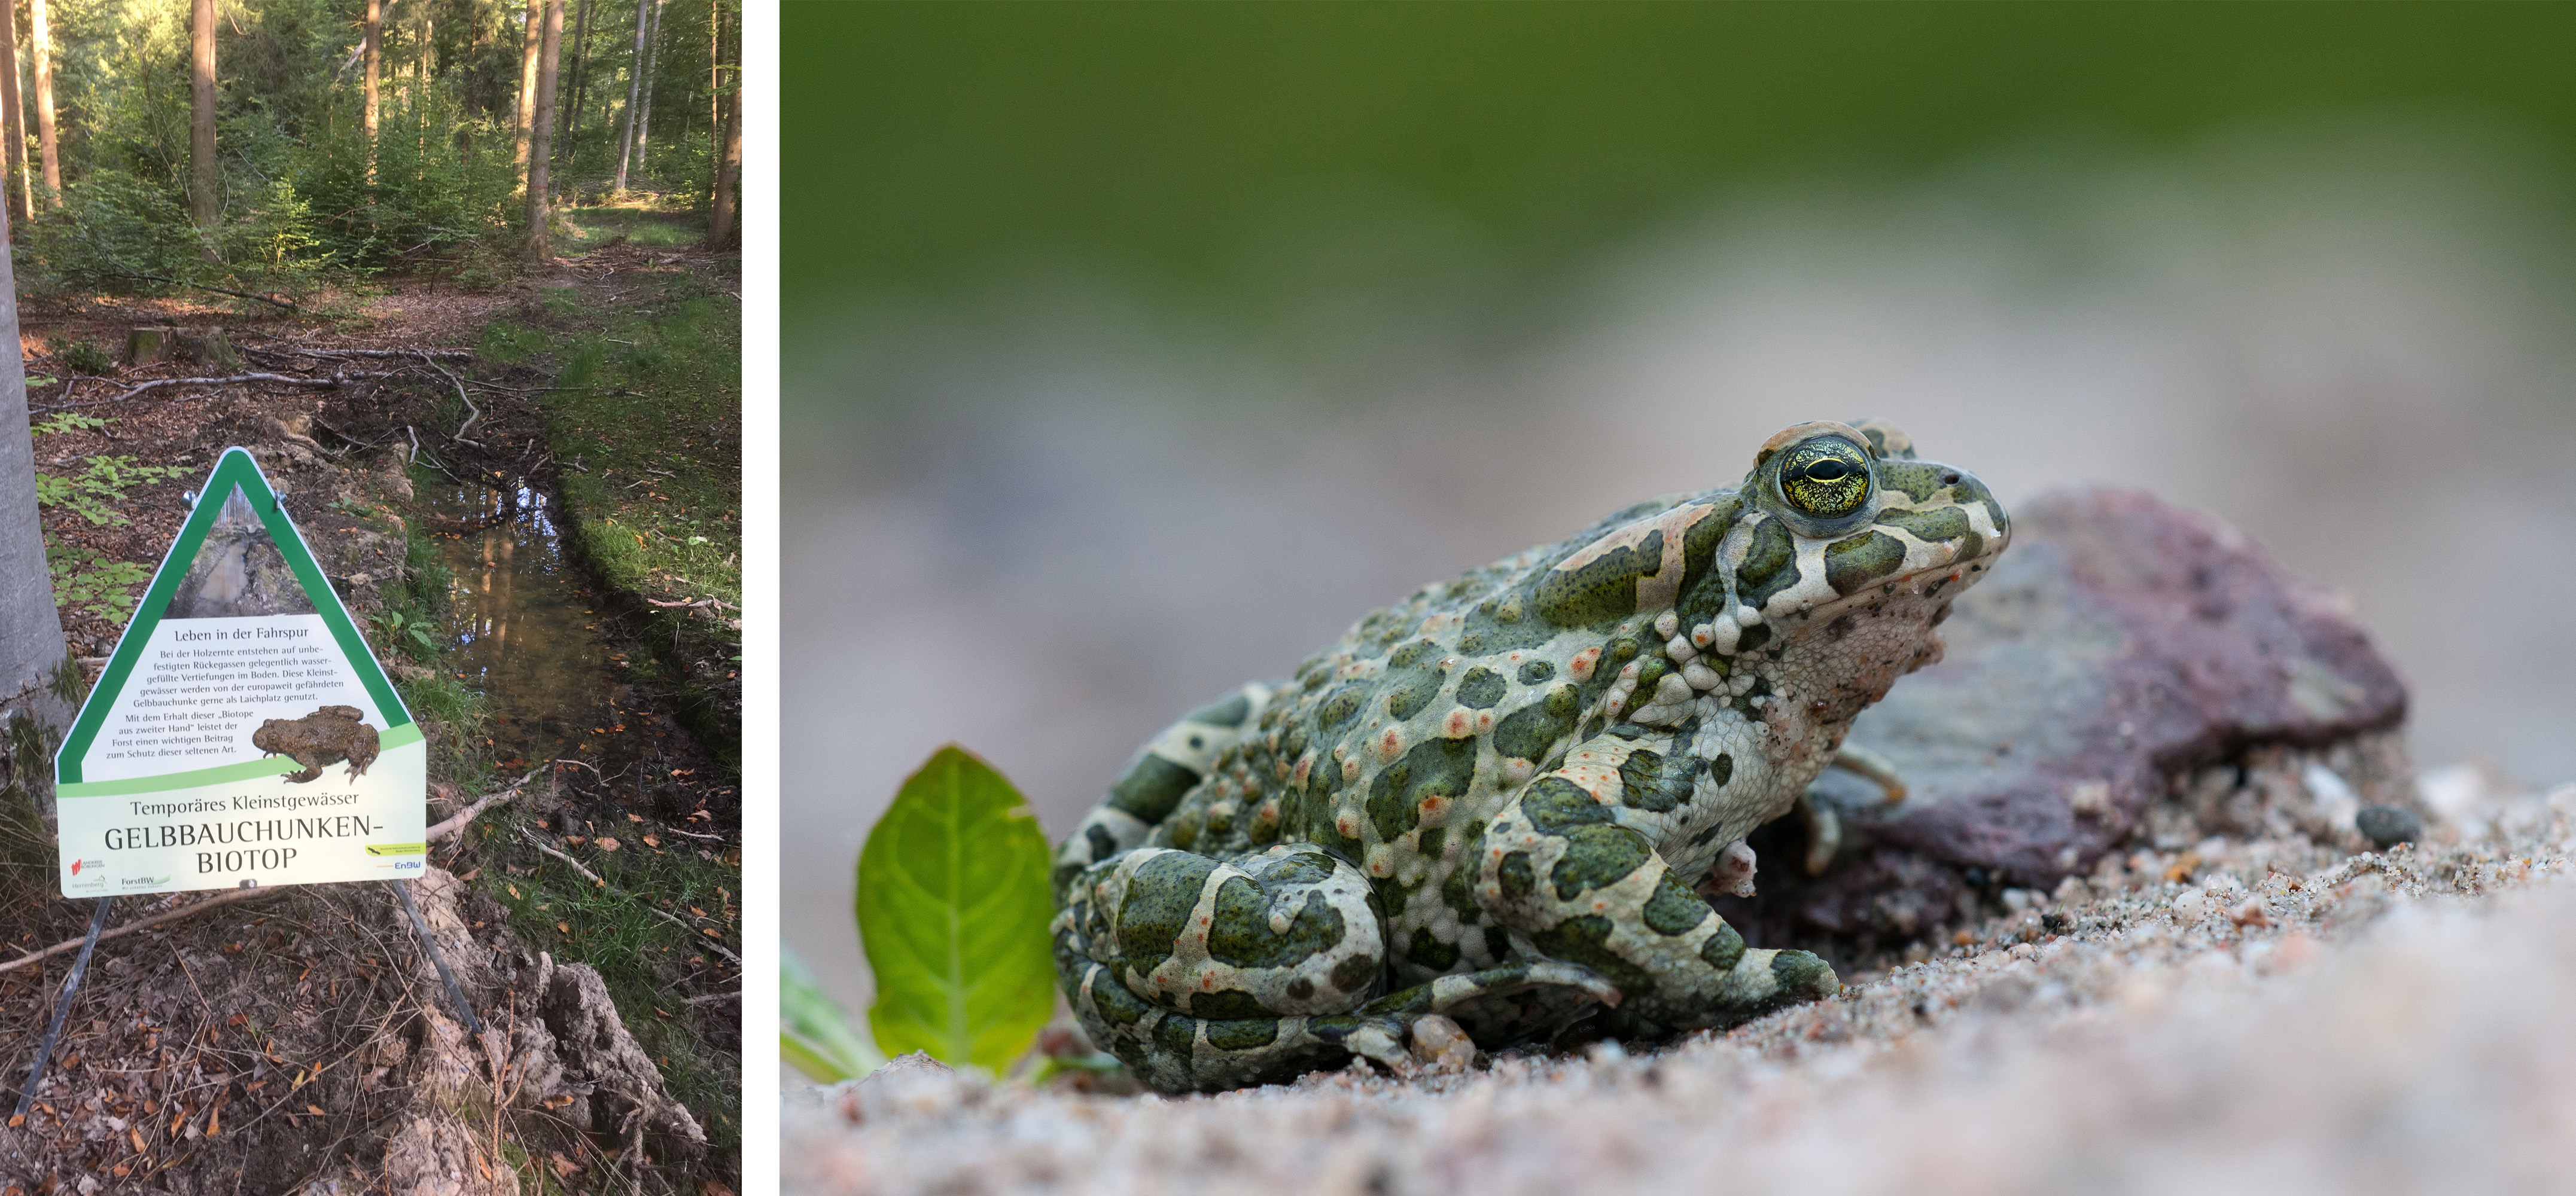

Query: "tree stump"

xmin=125 ymin=325 xmax=174 ymax=365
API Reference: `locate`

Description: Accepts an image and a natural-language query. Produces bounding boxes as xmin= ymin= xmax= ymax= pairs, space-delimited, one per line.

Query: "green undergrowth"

xmin=467 ymin=804 xmax=743 ymax=1161
xmin=556 ymin=203 xmax=710 ymax=251
xmin=479 ymin=265 xmax=742 ymax=771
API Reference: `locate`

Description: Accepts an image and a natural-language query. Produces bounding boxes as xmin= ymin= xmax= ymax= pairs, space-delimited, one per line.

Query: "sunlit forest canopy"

xmin=794 ymin=2 xmax=2576 ymax=316
xmin=16 ymin=0 xmax=737 ymax=295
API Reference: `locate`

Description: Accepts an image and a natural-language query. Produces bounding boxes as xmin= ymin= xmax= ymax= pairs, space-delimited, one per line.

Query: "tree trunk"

xmin=188 ymin=0 xmax=217 ymax=230
xmin=631 ymin=0 xmax=664 ymax=181
xmin=0 ymin=197 xmax=71 ymax=746
xmin=561 ymin=0 xmax=593 ymax=170
xmin=611 ymin=0 xmax=647 ymax=194
xmin=513 ymin=0 xmax=540 ymax=171
xmin=0 ymin=0 xmax=26 ymax=222
xmin=363 ymin=0 xmax=380 ymax=176
xmin=523 ymin=0 xmax=563 ymax=261
xmin=29 ymin=0 xmax=57 ymax=206
xmin=704 ymin=63 xmax=737 ymax=250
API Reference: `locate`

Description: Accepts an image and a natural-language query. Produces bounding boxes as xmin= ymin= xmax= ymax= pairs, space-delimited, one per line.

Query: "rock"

xmin=2356 ymin=804 xmax=2424 ymax=851
xmin=1716 ymin=486 xmax=2412 ymax=947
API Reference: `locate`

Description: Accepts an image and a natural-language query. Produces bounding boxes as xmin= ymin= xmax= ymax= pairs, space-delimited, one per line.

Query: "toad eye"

xmin=1777 ymin=437 xmax=1874 ymax=520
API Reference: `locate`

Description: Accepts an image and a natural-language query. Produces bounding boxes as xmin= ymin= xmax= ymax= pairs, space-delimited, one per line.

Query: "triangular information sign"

xmin=52 ymin=448 xmax=426 ymax=896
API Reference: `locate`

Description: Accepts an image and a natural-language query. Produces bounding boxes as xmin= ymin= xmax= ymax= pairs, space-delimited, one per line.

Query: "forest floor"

xmin=0 ymin=204 xmax=741 ymax=1196
xmin=785 ymin=761 xmax=2576 ymax=1196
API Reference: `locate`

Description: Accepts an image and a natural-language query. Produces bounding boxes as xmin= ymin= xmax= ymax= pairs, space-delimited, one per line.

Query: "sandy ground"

xmin=784 ymin=767 xmax=2576 ymax=1196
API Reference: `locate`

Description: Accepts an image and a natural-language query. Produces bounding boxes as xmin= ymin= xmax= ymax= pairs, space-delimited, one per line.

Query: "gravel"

xmin=787 ymin=773 xmax=2576 ymax=1196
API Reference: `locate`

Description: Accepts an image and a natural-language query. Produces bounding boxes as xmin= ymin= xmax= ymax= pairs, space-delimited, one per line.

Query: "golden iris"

xmin=1778 ymin=437 xmax=1872 ymax=518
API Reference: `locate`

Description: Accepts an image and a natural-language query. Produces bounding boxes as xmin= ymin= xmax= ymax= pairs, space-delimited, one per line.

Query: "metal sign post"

xmin=12 ymin=898 xmax=111 ymax=1120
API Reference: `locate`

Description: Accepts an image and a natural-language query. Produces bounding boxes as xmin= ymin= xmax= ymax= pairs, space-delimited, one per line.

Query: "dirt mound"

xmin=1 ymin=867 xmax=704 ymax=1195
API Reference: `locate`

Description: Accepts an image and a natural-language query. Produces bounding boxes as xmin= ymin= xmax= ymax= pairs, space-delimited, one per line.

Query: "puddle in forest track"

xmin=419 ymin=481 xmax=705 ymax=798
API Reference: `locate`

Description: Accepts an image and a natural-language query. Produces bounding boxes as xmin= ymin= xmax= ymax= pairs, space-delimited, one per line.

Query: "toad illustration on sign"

xmin=51 ymin=448 xmax=428 ymax=896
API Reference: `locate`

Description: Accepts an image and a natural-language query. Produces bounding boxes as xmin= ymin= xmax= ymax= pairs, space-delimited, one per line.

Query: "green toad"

xmin=1052 ymin=419 xmax=2009 ymax=1091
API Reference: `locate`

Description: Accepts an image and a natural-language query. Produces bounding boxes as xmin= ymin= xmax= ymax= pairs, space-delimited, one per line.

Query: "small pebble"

xmin=2356 ymin=805 xmax=2423 ymax=851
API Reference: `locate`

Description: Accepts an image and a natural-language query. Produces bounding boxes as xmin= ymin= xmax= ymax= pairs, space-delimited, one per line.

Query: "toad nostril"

xmin=1942 ymin=472 xmax=1960 ymax=485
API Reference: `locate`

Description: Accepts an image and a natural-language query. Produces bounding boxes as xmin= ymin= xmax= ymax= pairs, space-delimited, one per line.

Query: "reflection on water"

xmin=426 ymin=483 xmax=619 ymax=768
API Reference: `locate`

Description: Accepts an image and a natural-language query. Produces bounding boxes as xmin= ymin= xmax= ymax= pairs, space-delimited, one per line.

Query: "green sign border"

xmin=54 ymin=447 xmax=416 ymax=786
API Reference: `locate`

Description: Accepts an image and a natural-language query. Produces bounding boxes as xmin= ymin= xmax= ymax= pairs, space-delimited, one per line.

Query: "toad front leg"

xmin=1473 ymin=731 xmax=1840 ymax=1039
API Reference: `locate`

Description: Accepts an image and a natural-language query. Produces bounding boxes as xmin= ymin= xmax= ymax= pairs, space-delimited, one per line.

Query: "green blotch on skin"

xmin=1497 ymin=850 xmax=1537 ymax=901
xmin=1735 ymin=623 xmax=1771 ymax=654
xmin=1875 ymin=504 xmax=1969 ymax=544
xmin=1441 ymin=861 xmax=1480 ymax=919
xmin=1389 ymin=639 xmax=1438 ymax=669
xmin=1205 ymin=1017 xmax=1283 ymax=1050
xmin=1366 ymin=736 xmax=1476 ymax=840
xmin=1088 ymin=968 xmax=1151 ymax=1026
xmin=1618 ymin=748 xmax=1695 ymax=814
xmin=1267 ymin=850 xmax=1338 ymax=887
xmin=1457 ymin=598 xmax=1558 ymax=657
xmin=1386 ymin=671 xmax=1442 ymax=721
xmin=1207 ymin=880 xmax=1347 ymax=970
xmin=1330 ymin=952 xmax=1380 ymax=994
xmin=1521 ymin=776 xmax=1612 ymax=835
xmin=1484 ymin=925 xmax=1512 ymax=962
xmin=1824 ymin=531 xmax=1907 ymax=596
xmin=1528 ymin=914 xmax=1653 ymax=995
xmin=1493 ymin=683 xmax=1580 ymax=761
xmin=1643 ymin=872 xmax=1711 ymax=935
xmin=1773 ymin=950 xmax=1836 ymax=994
xmin=1631 ymin=655 xmax=1671 ymax=701
xmin=1736 ymin=518 xmax=1799 ymax=611
xmin=1536 ymin=528 xmax=1663 ymax=627
xmin=1877 ymin=461 xmax=1947 ymax=503
xmin=1418 ymin=826 xmax=1447 ymax=860
xmin=1700 ymin=921 xmax=1746 ymax=972
xmin=1116 ymin=851 xmax=1219 ymax=969
xmin=1517 ymin=658 xmax=1555 ymax=685
xmin=1190 ymin=988 xmax=1271 ymax=1020
xmin=1188 ymin=691 xmax=1253 ymax=728
xmin=1407 ymin=927 xmax=1461 ymax=972
xmin=1317 ymin=685 xmax=1364 ymax=729
xmin=1677 ymin=496 xmax=1741 ymax=599
xmin=1154 ymin=1013 xmax=1196 ymax=1057
xmin=1548 ymin=823 xmax=1652 ymax=901
xmin=1457 ymin=667 xmax=1506 ymax=710
xmin=1107 ymin=753 xmax=1201 ymax=823
xmin=1710 ymin=752 xmax=1734 ymax=789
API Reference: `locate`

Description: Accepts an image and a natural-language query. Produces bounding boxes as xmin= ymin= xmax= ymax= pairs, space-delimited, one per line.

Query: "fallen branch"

xmin=645 ymin=907 xmax=741 ymax=965
xmin=92 ymin=271 xmax=298 ymax=311
xmin=416 ymin=350 xmax=484 ymax=446
xmin=105 ymin=372 xmax=351 ymax=403
xmin=644 ymin=596 xmax=736 ymax=613
xmin=0 ymin=889 xmax=279 ymax=977
xmin=682 ymin=990 xmax=739 ymax=1005
xmin=521 ymin=828 xmax=608 ymax=888
xmin=517 ymin=826 xmax=741 ymax=963
xmin=267 ymin=345 xmax=474 ymax=361
xmin=425 ymin=765 xmax=545 ymax=843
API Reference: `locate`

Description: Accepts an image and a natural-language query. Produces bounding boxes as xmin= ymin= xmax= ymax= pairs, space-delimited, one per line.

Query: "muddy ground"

xmin=1 ymin=245 xmax=740 ymax=1195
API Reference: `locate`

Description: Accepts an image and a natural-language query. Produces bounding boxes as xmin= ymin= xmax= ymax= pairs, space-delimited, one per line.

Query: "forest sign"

xmin=51 ymin=448 xmax=426 ymax=896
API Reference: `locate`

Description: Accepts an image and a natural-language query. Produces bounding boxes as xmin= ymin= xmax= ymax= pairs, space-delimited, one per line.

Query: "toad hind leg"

xmin=1054 ymin=843 xmax=1616 ymax=1093
xmin=1475 ymin=753 xmax=1840 ymax=1039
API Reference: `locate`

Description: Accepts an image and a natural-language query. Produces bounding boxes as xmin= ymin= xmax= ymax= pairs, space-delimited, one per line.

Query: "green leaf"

xmin=856 ymin=745 xmax=1057 ymax=1073
xmin=782 ymin=948 xmax=884 ymax=1084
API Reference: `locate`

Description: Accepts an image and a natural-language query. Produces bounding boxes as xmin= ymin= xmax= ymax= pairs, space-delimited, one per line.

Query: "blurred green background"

xmin=784 ymin=1 xmax=2576 ymax=1026
xmin=788 ymin=2 xmax=2576 ymax=330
